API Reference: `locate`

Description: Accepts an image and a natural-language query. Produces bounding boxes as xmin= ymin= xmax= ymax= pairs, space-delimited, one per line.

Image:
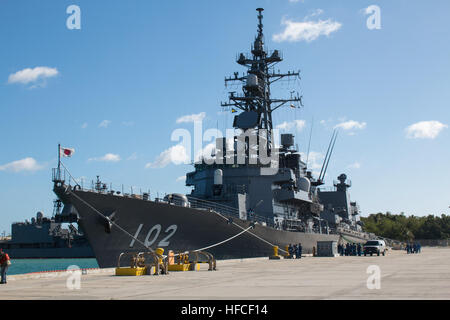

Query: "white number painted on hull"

xmin=129 ymin=223 xmax=178 ymax=248
xmin=144 ymin=224 xmax=162 ymax=247
xmin=158 ymin=225 xmax=178 ymax=246
xmin=129 ymin=224 xmax=143 ymax=248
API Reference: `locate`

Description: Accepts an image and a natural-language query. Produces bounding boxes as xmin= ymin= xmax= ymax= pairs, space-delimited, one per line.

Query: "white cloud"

xmin=145 ymin=144 xmax=190 ymax=169
xmin=347 ymin=162 xmax=361 ymax=169
xmin=319 ymin=119 xmax=329 ymax=126
xmin=304 ymin=9 xmax=324 ymax=19
xmin=276 ymin=120 xmax=306 ymax=131
xmin=176 ymin=112 xmax=206 ymax=124
xmin=88 ymin=153 xmax=121 ymax=162
xmin=99 ymin=120 xmax=111 ymax=128
xmin=334 ymin=120 xmax=367 ymax=131
xmin=176 ymin=175 xmax=186 ymax=182
xmin=405 ymin=121 xmax=448 ymax=139
xmin=127 ymin=152 xmax=137 ymax=160
xmin=273 ymin=16 xmax=342 ymax=43
xmin=0 ymin=157 xmax=44 ymax=173
xmin=194 ymin=143 xmax=216 ymax=162
xmin=81 ymin=122 xmax=88 ymax=129
xmin=300 ymin=151 xmax=324 ymax=170
xmin=299 ymin=151 xmax=325 ymax=177
xmin=8 ymin=67 xmax=58 ymax=85
xmin=122 ymin=121 xmax=134 ymax=127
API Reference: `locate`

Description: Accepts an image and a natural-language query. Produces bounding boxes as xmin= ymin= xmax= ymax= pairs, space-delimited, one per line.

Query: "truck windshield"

xmin=365 ymin=241 xmax=380 ymax=246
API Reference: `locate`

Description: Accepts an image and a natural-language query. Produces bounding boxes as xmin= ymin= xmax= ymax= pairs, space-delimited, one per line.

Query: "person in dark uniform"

xmin=288 ymin=244 xmax=294 ymax=259
xmin=357 ymin=243 xmax=362 ymax=256
xmin=297 ymin=243 xmax=302 ymax=259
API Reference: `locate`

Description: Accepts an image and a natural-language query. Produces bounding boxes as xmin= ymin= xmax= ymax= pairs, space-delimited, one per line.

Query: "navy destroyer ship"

xmin=53 ymin=8 xmax=372 ymax=268
xmin=0 ymin=201 xmax=94 ymax=258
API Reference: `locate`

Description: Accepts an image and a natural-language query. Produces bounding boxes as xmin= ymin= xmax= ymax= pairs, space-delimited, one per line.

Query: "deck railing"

xmin=53 ymin=167 xmax=275 ymax=228
xmin=53 ymin=167 xmax=364 ymax=235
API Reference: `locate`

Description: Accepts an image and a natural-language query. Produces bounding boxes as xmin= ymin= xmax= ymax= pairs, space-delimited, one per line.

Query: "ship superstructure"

xmin=0 ymin=205 xmax=94 ymax=259
xmin=319 ymin=174 xmax=364 ymax=232
xmin=186 ymin=8 xmax=326 ymax=233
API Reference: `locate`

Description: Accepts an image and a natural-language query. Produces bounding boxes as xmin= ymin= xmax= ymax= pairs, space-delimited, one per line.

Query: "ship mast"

xmin=221 ymin=8 xmax=303 ymax=153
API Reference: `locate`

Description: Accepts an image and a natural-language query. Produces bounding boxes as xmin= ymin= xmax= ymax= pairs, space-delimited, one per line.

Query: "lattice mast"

xmin=221 ymin=8 xmax=303 ymax=151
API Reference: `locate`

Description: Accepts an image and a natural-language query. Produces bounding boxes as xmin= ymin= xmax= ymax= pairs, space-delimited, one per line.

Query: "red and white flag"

xmin=60 ymin=147 xmax=75 ymax=158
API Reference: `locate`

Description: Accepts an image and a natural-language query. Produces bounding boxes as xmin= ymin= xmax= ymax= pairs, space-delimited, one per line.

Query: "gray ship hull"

xmin=53 ymin=186 xmax=369 ymax=268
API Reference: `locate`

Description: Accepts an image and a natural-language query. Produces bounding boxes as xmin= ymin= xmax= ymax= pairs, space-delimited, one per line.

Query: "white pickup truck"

xmin=363 ymin=240 xmax=387 ymax=256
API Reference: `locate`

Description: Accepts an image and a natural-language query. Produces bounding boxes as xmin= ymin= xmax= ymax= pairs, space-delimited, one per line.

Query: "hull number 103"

xmin=129 ymin=224 xmax=178 ymax=248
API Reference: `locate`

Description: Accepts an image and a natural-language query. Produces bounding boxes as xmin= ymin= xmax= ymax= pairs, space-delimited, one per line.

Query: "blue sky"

xmin=1 ymin=0 xmax=449 ymax=234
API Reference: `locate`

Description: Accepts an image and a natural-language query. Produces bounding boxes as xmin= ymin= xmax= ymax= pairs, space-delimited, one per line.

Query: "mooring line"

xmin=67 ymin=188 xmax=258 ymax=257
xmin=191 ymin=226 xmax=253 ymax=252
xmin=67 ymin=186 xmax=287 ymax=257
xmin=208 ymin=209 xmax=288 ymax=254
xmin=68 ymin=189 xmax=155 ymax=253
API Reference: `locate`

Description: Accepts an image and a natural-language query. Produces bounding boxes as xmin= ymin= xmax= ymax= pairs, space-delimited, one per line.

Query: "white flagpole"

xmin=58 ymin=143 xmax=61 ymax=180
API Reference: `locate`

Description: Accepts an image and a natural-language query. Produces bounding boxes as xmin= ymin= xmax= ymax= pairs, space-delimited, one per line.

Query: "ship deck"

xmin=1 ymin=247 xmax=449 ymax=300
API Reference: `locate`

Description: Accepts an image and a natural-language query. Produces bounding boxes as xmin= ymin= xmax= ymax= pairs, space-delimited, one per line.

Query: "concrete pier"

xmin=1 ymin=247 xmax=449 ymax=300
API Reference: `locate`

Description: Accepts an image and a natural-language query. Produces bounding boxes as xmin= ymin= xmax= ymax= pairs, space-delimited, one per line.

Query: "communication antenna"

xmin=306 ymin=117 xmax=314 ymax=169
xmin=321 ymin=130 xmax=338 ymax=181
xmin=318 ymin=129 xmax=338 ymax=183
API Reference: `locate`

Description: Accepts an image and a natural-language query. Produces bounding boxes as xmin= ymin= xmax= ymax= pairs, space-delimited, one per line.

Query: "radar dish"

xmin=233 ymin=111 xmax=260 ymax=129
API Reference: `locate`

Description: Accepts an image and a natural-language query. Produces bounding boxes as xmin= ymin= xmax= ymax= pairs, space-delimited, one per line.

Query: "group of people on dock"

xmin=287 ymin=243 xmax=302 ymax=259
xmin=337 ymin=243 xmax=362 ymax=256
xmin=406 ymin=242 xmax=421 ymax=254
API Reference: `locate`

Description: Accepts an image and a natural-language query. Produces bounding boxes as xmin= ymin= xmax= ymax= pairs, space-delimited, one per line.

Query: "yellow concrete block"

xmin=189 ymin=263 xmax=200 ymax=271
xmin=115 ymin=267 xmax=146 ymax=276
xmin=168 ymin=264 xmax=190 ymax=271
xmin=168 ymin=263 xmax=200 ymax=271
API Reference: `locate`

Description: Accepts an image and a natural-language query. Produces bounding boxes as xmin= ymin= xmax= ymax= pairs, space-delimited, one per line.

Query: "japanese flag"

xmin=60 ymin=147 xmax=75 ymax=158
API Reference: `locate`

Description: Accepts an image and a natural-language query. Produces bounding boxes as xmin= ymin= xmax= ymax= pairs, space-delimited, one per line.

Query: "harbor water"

xmin=7 ymin=258 xmax=98 ymax=275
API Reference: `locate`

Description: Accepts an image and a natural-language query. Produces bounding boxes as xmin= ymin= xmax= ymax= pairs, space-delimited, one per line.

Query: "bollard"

xmin=269 ymin=245 xmax=281 ymax=260
xmin=284 ymin=245 xmax=290 ymax=259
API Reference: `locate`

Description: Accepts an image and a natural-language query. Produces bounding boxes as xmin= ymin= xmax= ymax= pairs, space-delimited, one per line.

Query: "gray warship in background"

xmin=0 ymin=201 xmax=94 ymax=258
xmin=53 ymin=8 xmax=373 ymax=268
